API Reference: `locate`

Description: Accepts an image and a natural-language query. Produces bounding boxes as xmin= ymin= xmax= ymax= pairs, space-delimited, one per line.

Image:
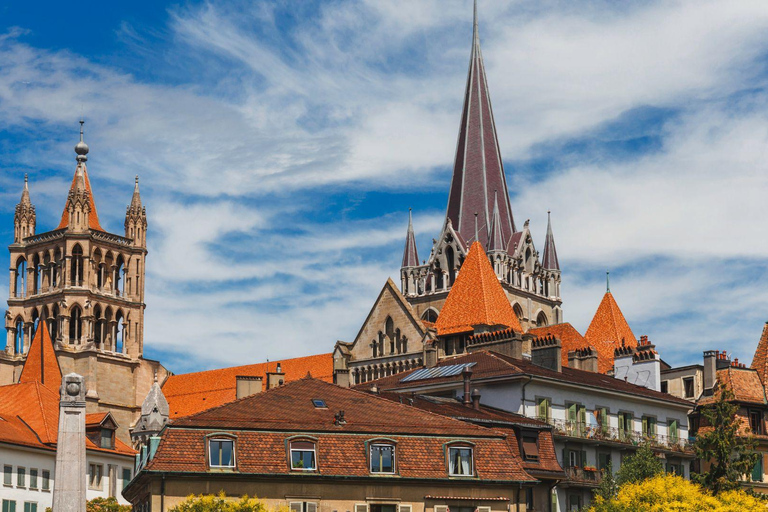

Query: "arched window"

xmin=50 ymin=304 xmax=59 ymax=340
xmin=71 ymin=245 xmax=83 ymax=286
xmin=52 ymin=248 xmax=62 ymax=288
xmin=14 ymin=318 xmax=24 ymax=355
xmin=94 ymin=306 xmax=103 ymax=347
xmin=385 ymin=317 xmax=395 ymax=354
xmin=115 ymin=256 xmax=125 ymax=297
xmin=421 ymin=309 xmax=438 ymax=323
xmin=372 ymin=339 xmax=378 ymax=358
xmin=14 ymin=257 xmax=26 ymax=298
xmin=33 ymin=255 xmax=41 ymax=295
xmin=434 ymin=264 xmax=444 ymax=291
xmin=31 ymin=309 xmax=39 ymax=340
xmin=536 ymin=312 xmax=548 ymax=327
xmin=115 ymin=311 xmax=125 ymax=353
xmin=513 ymin=304 xmax=524 ymax=322
xmin=446 ymin=246 xmax=456 ymax=286
xmin=69 ymin=306 xmax=82 ymax=344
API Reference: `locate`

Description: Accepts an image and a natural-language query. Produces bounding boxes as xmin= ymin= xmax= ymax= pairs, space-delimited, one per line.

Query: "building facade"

xmin=1 ymin=122 xmax=168 ymax=443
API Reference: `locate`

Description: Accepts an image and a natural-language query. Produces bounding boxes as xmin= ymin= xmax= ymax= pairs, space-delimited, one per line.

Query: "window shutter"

xmin=355 ymin=505 xmax=368 ymax=512
xmin=306 ymin=503 xmax=317 ymax=512
xmin=568 ymin=403 xmax=576 ymax=422
xmin=642 ymin=417 xmax=648 ymax=435
xmin=581 ymin=450 xmax=587 ymax=467
xmin=538 ymin=399 xmax=546 ymax=420
xmin=600 ymin=408 xmax=607 ymax=427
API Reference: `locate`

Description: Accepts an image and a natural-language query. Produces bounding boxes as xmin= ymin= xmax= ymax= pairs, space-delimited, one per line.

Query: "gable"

xmin=348 ymin=279 xmax=426 ymax=360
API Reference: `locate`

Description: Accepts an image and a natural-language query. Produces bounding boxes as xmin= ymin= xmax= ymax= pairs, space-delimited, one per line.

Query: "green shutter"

xmin=568 ymin=403 xmax=577 ymax=422
xmin=579 ymin=406 xmax=586 ymax=426
xmin=642 ymin=417 xmax=648 ymax=436
xmin=618 ymin=413 xmax=625 ymax=432
xmin=600 ymin=408 xmax=608 ymax=428
xmin=752 ymin=455 xmax=763 ymax=482
xmin=669 ymin=420 xmax=678 ymax=442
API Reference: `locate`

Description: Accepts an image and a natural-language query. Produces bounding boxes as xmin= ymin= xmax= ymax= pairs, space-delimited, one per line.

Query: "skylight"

xmin=311 ymin=399 xmax=327 ymax=408
xmin=400 ymin=362 xmax=476 ymax=383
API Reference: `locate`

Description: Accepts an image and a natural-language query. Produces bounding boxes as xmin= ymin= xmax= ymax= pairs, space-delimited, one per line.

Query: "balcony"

xmin=545 ymin=418 xmax=693 ymax=453
xmin=565 ymin=466 xmax=603 ymax=486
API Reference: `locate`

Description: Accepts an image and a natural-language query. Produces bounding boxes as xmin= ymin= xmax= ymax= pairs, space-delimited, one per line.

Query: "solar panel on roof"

xmin=400 ymin=362 xmax=476 ymax=383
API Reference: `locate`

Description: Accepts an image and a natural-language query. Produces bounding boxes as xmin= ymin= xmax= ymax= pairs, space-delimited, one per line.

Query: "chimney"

xmin=425 ymin=344 xmax=438 ymax=368
xmin=236 ymin=375 xmax=263 ymax=399
xmin=703 ymin=350 xmax=721 ymax=392
xmin=334 ymin=368 xmax=350 ymax=388
xmin=462 ymin=367 xmax=473 ymax=406
xmin=471 ymin=388 xmax=481 ymax=410
xmin=531 ymin=335 xmax=562 ymax=372
xmin=266 ymin=365 xmax=286 ymax=390
xmin=568 ymin=347 xmax=598 ymax=373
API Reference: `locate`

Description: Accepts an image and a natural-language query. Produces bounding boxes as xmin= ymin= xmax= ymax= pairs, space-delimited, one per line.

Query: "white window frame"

xmin=447 ymin=446 xmax=474 ymax=476
xmin=290 ymin=441 xmax=317 ymax=471
xmin=354 ymin=504 xmax=368 ymax=512
xmin=208 ymin=438 xmax=236 ymax=468
xmin=369 ymin=444 xmax=396 ymax=474
xmin=16 ymin=467 xmax=25 ymax=488
xmin=289 ymin=502 xmax=318 ymax=512
xmin=399 ymin=506 xmax=412 ymax=512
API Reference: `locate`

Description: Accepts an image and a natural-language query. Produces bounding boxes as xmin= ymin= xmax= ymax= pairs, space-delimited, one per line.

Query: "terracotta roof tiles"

xmin=751 ymin=322 xmax=768 ymax=385
xmin=584 ymin=292 xmax=637 ymax=372
xmin=56 ymin=164 xmax=103 ymax=231
xmin=19 ymin=321 xmax=61 ymax=392
xmin=527 ymin=323 xmax=588 ymax=370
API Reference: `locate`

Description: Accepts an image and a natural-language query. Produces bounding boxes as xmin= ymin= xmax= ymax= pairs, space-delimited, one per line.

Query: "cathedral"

xmin=1 ymin=121 xmax=168 ymax=443
xmin=333 ymin=4 xmax=565 ymax=386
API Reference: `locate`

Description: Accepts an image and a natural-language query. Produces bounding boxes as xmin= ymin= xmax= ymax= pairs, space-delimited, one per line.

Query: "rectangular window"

xmin=668 ymin=419 xmax=679 ymax=443
xmin=23 ymin=504 xmax=36 ymax=512
xmin=41 ymin=471 xmax=50 ymax=492
xmin=598 ymin=452 xmax=611 ymax=472
xmin=370 ymin=444 xmax=395 ymax=473
xmin=209 ymin=439 xmax=235 ymax=468
xmin=683 ymin=377 xmax=694 ymax=398
xmin=750 ymin=410 xmax=762 ymax=435
xmin=642 ymin=416 xmax=657 ymax=438
xmin=567 ymin=403 xmax=586 ymax=435
xmin=537 ymin=397 xmax=551 ymax=422
xmin=2 ymin=501 xmax=17 ymax=512
xmin=290 ymin=441 xmax=317 ymax=471
xmin=596 ymin=407 xmax=609 ymax=433
xmin=369 ymin=506 xmax=397 ymax=512
xmin=290 ymin=503 xmax=318 ymax=512
xmin=526 ymin=487 xmax=534 ymax=511
xmin=100 ymin=429 xmax=114 ymax=449
xmin=399 ymin=506 xmax=412 ymax=512
xmin=29 ymin=469 xmax=37 ymax=490
xmin=17 ymin=467 xmax=25 ymax=488
xmin=122 ymin=468 xmax=131 ymax=490
xmin=88 ymin=464 xmax=103 ymax=490
xmin=521 ymin=434 xmax=539 ymax=462
xmin=618 ymin=412 xmax=633 ymax=439
xmin=448 ymin=447 xmax=473 ymax=476
xmin=3 ymin=466 xmax=11 ymax=486
xmin=660 ymin=380 xmax=668 ymax=393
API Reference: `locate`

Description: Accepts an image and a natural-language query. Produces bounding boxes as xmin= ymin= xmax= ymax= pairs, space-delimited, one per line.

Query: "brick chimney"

xmin=531 ymin=335 xmax=562 ymax=372
xmin=236 ymin=376 xmax=263 ymax=399
xmin=266 ymin=363 xmax=285 ymax=390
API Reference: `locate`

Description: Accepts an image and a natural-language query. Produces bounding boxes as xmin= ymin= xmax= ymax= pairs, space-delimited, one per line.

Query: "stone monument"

xmin=52 ymin=373 xmax=87 ymax=512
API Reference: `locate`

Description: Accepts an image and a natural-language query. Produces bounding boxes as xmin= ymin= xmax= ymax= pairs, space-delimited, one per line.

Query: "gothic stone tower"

xmin=1 ymin=121 xmax=167 ymax=442
xmin=400 ymin=1 xmax=562 ymax=330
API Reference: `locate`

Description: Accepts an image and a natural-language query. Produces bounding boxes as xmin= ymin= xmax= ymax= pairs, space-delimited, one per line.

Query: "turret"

xmin=400 ymin=209 xmax=419 ymax=295
xmin=125 ymin=176 xmax=147 ymax=248
xmin=131 ymin=371 xmax=169 ymax=445
xmin=541 ymin=211 xmax=560 ymax=299
xmin=62 ymin=120 xmax=95 ymax=233
xmin=14 ymin=175 xmax=36 ymax=243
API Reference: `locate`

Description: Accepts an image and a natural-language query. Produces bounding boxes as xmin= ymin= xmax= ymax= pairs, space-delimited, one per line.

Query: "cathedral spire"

xmin=445 ymin=0 xmax=516 ymax=249
xmin=125 ymin=175 xmax=148 ymax=248
xmin=20 ymin=174 xmax=31 ymax=206
xmin=401 ymin=208 xmax=419 ymax=267
xmin=56 ymin=120 xmax=103 ymax=232
xmin=487 ymin=190 xmax=505 ymax=252
xmin=14 ymin=174 xmax=36 ymax=243
xmin=541 ymin=211 xmax=560 ymax=270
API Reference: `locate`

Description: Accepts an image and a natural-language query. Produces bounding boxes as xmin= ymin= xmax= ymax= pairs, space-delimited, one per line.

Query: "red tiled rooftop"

xmin=751 ymin=322 xmax=768 ymax=385
xmin=163 ymin=353 xmax=333 ymax=418
xmin=584 ymin=292 xmax=637 ymax=372
xmin=19 ymin=321 xmax=61 ymax=392
xmin=56 ymin=164 xmax=104 ymax=231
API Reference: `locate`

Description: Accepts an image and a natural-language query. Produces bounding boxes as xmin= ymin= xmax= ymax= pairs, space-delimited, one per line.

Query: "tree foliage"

xmin=693 ymin=388 xmax=760 ymax=495
xmin=168 ymin=493 xmax=277 ymax=512
xmin=595 ymin=461 xmax=619 ymax=502
xmin=588 ymin=474 xmax=766 ymax=511
xmin=615 ymin=444 xmax=664 ymax=486
xmin=46 ymin=497 xmax=132 ymax=512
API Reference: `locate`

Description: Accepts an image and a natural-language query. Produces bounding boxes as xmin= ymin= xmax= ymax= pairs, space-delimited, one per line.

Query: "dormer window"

xmin=100 ymin=428 xmax=114 ymax=449
xmin=448 ymin=446 xmax=474 ymax=476
xmin=209 ymin=439 xmax=235 ymax=468
xmin=521 ymin=433 xmax=539 ymax=462
xmin=290 ymin=441 xmax=317 ymax=471
xmin=370 ymin=444 xmax=395 ymax=473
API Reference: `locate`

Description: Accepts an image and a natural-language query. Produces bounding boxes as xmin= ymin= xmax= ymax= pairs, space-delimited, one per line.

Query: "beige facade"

xmin=1 ymin=133 xmax=168 ymax=444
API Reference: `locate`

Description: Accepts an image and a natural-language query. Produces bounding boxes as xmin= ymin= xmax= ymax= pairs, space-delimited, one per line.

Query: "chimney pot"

xmin=462 ymin=367 xmax=473 ymax=406
xmin=471 ymin=388 xmax=481 ymax=410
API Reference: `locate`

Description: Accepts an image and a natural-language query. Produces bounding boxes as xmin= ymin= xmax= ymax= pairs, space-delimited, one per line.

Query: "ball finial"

xmin=74 ymin=119 xmax=89 ymax=162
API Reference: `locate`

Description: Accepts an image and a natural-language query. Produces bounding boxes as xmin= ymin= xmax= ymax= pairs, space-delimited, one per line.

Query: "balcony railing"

xmin=544 ymin=418 xmax=693 ymax=453
xmin=565 ymin=466 xmax=603 ymax=485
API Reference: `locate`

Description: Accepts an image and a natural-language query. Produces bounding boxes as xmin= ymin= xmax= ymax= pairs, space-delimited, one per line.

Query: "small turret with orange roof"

xmin=435 ymin=241 xmax=522 ymax=336
xmin=584 ymin=272 xmax=637 ymax=372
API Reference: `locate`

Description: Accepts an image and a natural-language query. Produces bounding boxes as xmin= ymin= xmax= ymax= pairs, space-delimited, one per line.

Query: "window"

xmin=526 ymin=487 xmax=534 ymax=511
xmin=618 ymin=412 xmax=633 ymax=439
xmin=311 ymin=399 xmax=327 ymax=408
xmin=668 ymin=419 xmax=679 ymax=443
xmin=596 ymin=407 xmax=609 ymax=433
xmin=537 ymin=398 xmax=551 ymax=422
xmin=370 ymin=444 xmax=395 ymax=473
xmin=209 ymin=439 xmax=235 ymax=468
xmin=660 ymin=380 xmax=668 ymax=393
xmin=753 ymin=455 xmax=764 ymax=483
xmin=667 ymin=463 xmax=684 ymax=476
xmin=567 ymin=493 xmax=581 ymax=511
xmin=88 ymin=464 xmax=102 ymax=490
xmin=369 ymin=506 xmax=397 ymax=512
xmin=750 ymin=410 xmax=763 ymax=435
xmin=122 ymin=468 xmax=132 ymax=490
xmin=290 ymin=441 xmax=317 ymax=470
xmin=23 ymin=504 xmax=36 ymax=512
xmin=2 ymin=501 xmax=16 ymax=512
xmin=17 ymin=467 xmax=25 ymax=488
xmin=100 ymin=429 xmax=114 ymax=449
xmin=683 ymin=377 xmax=694 ymax=398
xmin=29 ymin=469 xmax=37 ymax=490
xmin=564 ymin=449 xmax=586 ymax=468
xmin=41 ymin=471 xmax=50 ymax=492
xmin=448 ymin=446 xmax=473 ymax=476
xmin=567 ymin=402 xmax=586 ymax=435
xmin=521 ymin=434 xmax=539 ymax=462
xmin=289 ymin=503 xmax=318 ymax=512
xmin=399 ymin=506 xmax=412 ymax=512
xmin=3 ymin=466 xmax=11 ymax=486
xmin=598 ymin=452 xmax=611 ymax=472
xmin=642 ymin=416 xmax=657 ymax=438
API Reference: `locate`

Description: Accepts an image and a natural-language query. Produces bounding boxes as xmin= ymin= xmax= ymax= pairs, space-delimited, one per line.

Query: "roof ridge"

xmin=166 ymin=352 xmax=332 ymax=380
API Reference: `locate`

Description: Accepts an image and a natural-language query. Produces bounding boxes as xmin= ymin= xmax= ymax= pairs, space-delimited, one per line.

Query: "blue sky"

xmin=2 ymin=0 xmax=768 ymax=374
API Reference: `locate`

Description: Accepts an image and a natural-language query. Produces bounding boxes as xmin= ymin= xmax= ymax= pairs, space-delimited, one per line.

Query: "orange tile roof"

xmin=19 ymin=321 xmax=61 ymax=392
xmin=751 ymin=322 xmax=768 ymax=385
xmin=55 ymin=164 xmax=104 ymax=231
xmin=162 ymin=353 xmax=334 ymax=418
xmin=699 ymin=367 xmax=767 ymax=406
xmin=85 ymin=412 xmax=109 ymax=427
xmin=584 ymin=292 xmax=637 ymax=372
xmin=0 ymin=381 xmax=135 ymax=456
xmin=435 ymin=241 xmax=522 ymax=336
xmin=528 ymin=323 xmax=593 ymax=370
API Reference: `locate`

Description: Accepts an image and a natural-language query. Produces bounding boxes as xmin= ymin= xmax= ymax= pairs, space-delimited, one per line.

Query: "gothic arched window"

xmin=421 ymin=309 xmax=438 ymax=323
xmin=14 ymin=318 xmax=24 ymax=354
xmin=69 ymin=306 xmax=82 ymax=344
xmin=536 ymin=312 xmax=548 ymax=327
xmin=446 ymin=246 xmax=456 ymax=286
xmin=71 ymin=245 xmax=83 ymax=286
xmin=14 ymin=257 xmax=26 ymax=298
xmin=513 ymin=304 xmax=524 ymax=322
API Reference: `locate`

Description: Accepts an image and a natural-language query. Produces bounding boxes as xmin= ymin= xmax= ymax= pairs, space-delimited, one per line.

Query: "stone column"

xmin=52 ymin=373 xmax=87 ymax=512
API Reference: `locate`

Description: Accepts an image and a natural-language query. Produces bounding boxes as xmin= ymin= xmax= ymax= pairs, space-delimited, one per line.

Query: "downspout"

xmin=520 ymin=375 xmax=533 ymax=415
xmin=548 ymin=480 xmax=561 ymax=512
xmin=161 ymin=473 xmax=166 ymax=512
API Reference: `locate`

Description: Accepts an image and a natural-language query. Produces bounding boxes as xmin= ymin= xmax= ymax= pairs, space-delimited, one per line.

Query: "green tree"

xmin=693 ymin=388 xmax=760 ymax=495
xmin=594 ymin=461 xmax=619 ymax=502
xmin=615 ymin=444 xmax=664 ymax=486
xmin=46 ymin=497 xmax=132 ymax=512
xmin=168 ymin=493 xmax=273 ymax=512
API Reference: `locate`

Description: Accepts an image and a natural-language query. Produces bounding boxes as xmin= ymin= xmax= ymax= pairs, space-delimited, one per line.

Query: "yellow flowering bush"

xmin=168 ymin=492 xmax=285 ymax=512
xmin=588 ymin=474 xmax=767 ymax=511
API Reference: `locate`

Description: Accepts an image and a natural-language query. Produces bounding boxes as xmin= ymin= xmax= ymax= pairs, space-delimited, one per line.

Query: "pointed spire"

xmin=751 ymin=322 xmax=768 ymax=385
xmin=56 ymin=120 xmax=103 ymax=231
xmin=541 ymin=211 xmax=560 ymax=270
xmin=474 ymin=212 xmax=479 ymax=244
xmin=20 ymin=174 xmax=31 ymax=205
xmin=19 ymin=321 xmax=62 ymax=392
xmin=445 ymin=0 xmax=516 ymax=248
xmin=487 ymin=190 xmax=505 ymax=252
xmin=130 ymin=175 xmax=143 ymax=209
xmin=401 ymin=208 xmax=419 ymax=267
xmin=75 ymin=118 xmax=89 ymax=163
xmin=606 ymin=271 xmax=610 ymax=292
